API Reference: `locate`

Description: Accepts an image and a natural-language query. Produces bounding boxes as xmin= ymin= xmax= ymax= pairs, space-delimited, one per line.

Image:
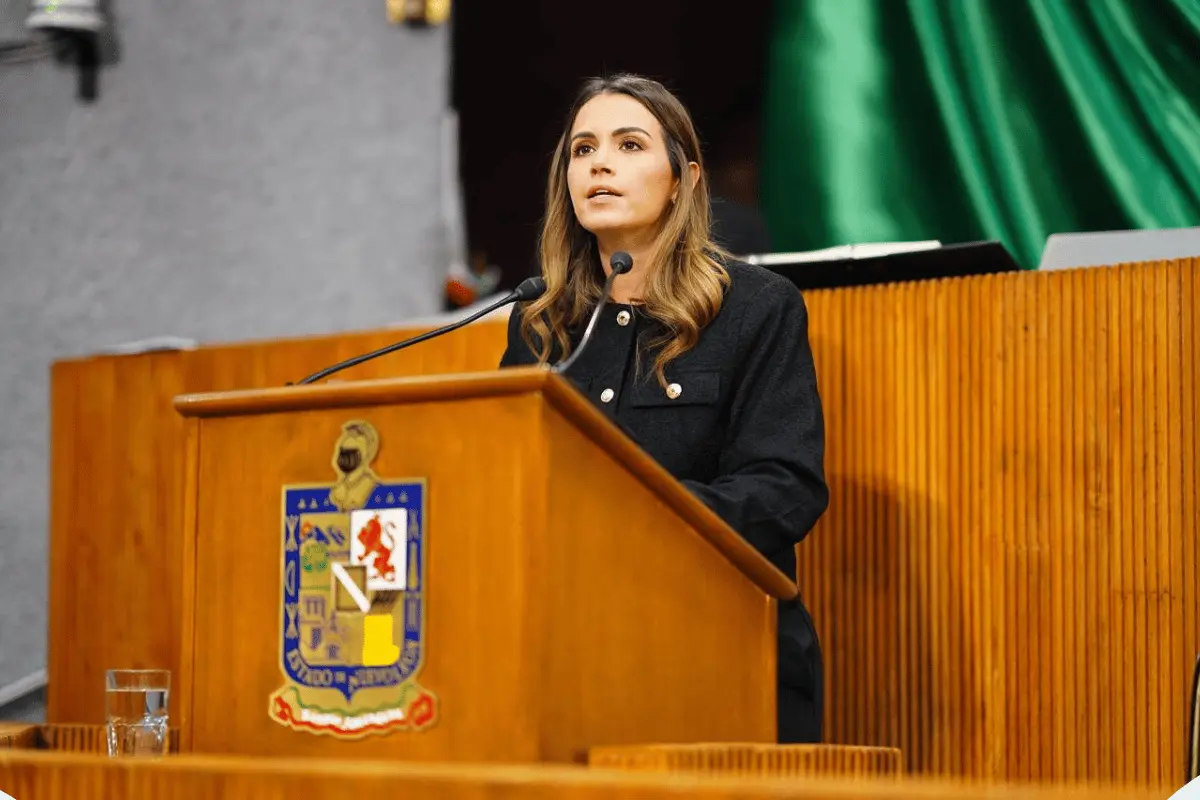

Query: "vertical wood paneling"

xmin=985 ymin=272 xmax=1008 ymax=780
xmin=898 ymin=283 xmax=919 ymax=772
xmin=1047 ymin=268 xmax=1067 ymax=780
xmin=1089 ymin=265 xmax=1114 ymax=782
xmin=798 ymin=285 xmax=844 ymax=742
xmin=1073 ymin=264 xmax=1097 ymax=782
xmin=799 ymin=259 xmax=1200 ymax=785
xmin=1011 ymin=272 xmax=1030 ymax=783
xmin=1132 ymin=264 xmax=1149 ymax=785
xmin=955 ymin=274 xmax=980 ymax=778
xmin=588 ymin=743 xmax=903 ymax=778
xmin=1185 ymin=263 xmax=1200 ymax=781
xmin=45 ymin=261 xmax=1197 ymax=785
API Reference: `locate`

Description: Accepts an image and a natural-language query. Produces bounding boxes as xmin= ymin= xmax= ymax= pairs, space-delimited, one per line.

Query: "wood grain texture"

xmin=174 ymin=369 xmax=796 ymax=600
xmin=588 ymin=743 xmax=903 ymax=779
xmin=0 ymin=750 xmax=1174 ymax=800
xmin=46 ymin=262 xmax=1200 ymax=784
xmin=0 ymin=724 xmax=179 ymax=754
xmin=176 ymin=377 xmax=777 ymax=762
xmin=46 ymin=322 xmax=509 ymax=726
xmin=176 ymin=417 xmax=201 ymax=755
xmin=798 ymin=259 xmax=1200 ymax=786
xmin=537 ymin=400 xmax=777 ymax=757
xmin=47 ymin=352 xmax=188 ymax=724
xmin=179 ymin=318 xmax=512 ymax=395
xmin=0 ymin=724 xmax=38 ymax=750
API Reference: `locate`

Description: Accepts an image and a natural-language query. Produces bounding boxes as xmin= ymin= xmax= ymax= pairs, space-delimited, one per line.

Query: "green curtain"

xmin=760 ymin=0 xmax=1200 ymax=269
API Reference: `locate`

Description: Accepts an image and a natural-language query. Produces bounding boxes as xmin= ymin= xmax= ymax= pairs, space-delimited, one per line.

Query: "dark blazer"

xmin=498 ymin=259 xmax=829 ymax=742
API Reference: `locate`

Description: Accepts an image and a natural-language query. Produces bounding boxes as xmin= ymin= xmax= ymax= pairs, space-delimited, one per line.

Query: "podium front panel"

xmin=182 ymin=393 xmax=545 ymax=762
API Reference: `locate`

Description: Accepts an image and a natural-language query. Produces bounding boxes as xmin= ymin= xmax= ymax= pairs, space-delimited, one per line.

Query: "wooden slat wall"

xmin=799 ymin=259 xmax=1199 ymax=785
xmin=588 ymin=743 xmax=903 ymax=780
xmin=45 ymin=261 xmax=1198 ymax=785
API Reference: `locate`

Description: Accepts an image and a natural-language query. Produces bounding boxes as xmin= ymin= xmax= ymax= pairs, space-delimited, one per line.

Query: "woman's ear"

xmin=671 ymin=162 xmax=702 ymax=203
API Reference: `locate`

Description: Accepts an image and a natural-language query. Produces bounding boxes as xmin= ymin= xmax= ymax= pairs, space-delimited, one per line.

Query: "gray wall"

xmin=0 ymin=0 xmax=451 ymax=704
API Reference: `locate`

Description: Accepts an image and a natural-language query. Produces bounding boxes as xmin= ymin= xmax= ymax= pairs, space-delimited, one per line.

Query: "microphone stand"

xmin=553 ymin=252 xmax=633 ymax=375
xmin=552 ymin=269 xmax=622 ymax=375
xmin=292 ymin=277 xmax=545 ymax=386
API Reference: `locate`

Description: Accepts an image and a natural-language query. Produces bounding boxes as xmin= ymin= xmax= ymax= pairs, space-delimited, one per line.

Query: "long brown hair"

xmin=519 ymin=74 xmax=730 ymax=387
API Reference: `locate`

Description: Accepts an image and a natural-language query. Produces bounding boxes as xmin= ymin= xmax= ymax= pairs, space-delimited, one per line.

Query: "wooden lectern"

xmin=173 ymin=367 xmax=795 ymax=764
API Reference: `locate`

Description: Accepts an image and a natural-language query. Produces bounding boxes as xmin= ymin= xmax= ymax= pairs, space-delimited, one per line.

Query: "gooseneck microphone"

xmin=293 ymin=276 xmax=547 ymax=385
xmin=553 ymin=251 xmax=634 ymax=375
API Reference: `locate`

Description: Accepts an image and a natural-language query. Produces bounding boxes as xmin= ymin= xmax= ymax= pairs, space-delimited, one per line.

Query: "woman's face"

xmin=566 ymin=93 xmax=678 ymax=246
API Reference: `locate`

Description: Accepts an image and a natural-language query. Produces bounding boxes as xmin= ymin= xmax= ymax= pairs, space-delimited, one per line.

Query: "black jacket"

xmin=498 ymin=259 xmax=828 ymax=732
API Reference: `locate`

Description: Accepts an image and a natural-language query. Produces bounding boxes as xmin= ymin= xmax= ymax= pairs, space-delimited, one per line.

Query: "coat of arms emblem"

xmin=268 ymin=419 xmax=436 ymax=738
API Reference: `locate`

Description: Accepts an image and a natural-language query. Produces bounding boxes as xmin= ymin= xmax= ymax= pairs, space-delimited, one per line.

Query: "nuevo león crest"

xmin=268 ymin=420 xmax=435 ymax=738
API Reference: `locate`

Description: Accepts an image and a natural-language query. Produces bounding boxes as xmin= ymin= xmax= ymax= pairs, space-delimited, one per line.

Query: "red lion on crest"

xmin=356 ymin=513 xmax=399 ymax=582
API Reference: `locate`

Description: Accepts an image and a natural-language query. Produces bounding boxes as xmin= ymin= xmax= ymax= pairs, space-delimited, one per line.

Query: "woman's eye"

xmin=572 ymin=143 xmax=594 ymax=157
xmin=620 ymin=139 xmax=643 ymax=151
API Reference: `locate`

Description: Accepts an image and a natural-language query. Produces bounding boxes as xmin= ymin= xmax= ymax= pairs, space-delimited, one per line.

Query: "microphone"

xmin=293 ymin=276 xmax=547 ymax=385
xmin=553 ymin=251 xmax=634 ymax=375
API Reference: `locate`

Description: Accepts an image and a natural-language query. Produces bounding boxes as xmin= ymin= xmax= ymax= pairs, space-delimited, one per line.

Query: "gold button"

xmin=667 ymin=383 xmax=682 ymax=399
xmin=616 ymin=310 xmax=631 ymax=326
xmin=600 ymin=388 xmax=615 ymax=403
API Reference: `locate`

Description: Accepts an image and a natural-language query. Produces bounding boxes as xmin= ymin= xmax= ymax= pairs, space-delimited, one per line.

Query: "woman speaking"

xmin=499 ymin=74 xmax=829 ymax=744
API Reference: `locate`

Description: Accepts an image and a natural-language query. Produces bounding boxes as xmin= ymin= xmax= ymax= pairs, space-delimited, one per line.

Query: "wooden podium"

xmin=172 ymin=367 xmax=795 ymax=764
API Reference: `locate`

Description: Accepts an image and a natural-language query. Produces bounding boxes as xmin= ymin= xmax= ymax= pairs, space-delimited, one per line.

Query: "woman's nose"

xmin=590 ymin=147 xmax=613 ymax=174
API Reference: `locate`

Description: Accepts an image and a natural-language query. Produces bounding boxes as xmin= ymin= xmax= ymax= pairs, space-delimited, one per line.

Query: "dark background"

xmin=452 ymin=2 xmax=774 ymax=290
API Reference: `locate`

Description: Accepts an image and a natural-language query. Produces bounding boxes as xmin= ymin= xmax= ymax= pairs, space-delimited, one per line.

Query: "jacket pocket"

xmin=630 ymin=370 xmax=720 ymax=408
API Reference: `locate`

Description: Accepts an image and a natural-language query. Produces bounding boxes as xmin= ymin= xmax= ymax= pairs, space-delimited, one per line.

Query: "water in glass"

xmin=105 ymin=669 xmax=169 ymax=758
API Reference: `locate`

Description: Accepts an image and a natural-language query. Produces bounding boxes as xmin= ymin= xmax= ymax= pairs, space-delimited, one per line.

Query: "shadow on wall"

xmin=807 ymin=474 xmax=984 ymax=776
xmin=797 ymin=327 xmax=985 ymax=777
xmin=0 ymin=686 xmax=46 ymax=724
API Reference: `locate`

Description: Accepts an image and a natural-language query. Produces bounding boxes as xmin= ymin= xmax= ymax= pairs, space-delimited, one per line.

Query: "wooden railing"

xmin=0 ymin=749 xmax=1175 ymax=800
xmin=0 ymin=724 xmax=179 ymax=755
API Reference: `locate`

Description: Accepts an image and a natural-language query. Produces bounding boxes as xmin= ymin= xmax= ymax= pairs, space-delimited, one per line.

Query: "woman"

xmin=498 ymin=74 xmax=829 ymax=744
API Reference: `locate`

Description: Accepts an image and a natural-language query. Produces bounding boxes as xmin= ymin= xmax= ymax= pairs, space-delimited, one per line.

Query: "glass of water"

xmin=105 ymin=669 xmax=170 ymax=758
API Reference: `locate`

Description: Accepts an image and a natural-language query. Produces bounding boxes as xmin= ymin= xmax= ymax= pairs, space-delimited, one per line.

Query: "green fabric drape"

xmin=760 ymin=0 xmax=1200 ymax=269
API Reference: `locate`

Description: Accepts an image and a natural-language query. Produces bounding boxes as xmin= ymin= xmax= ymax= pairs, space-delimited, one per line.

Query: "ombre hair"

xmin=518 ymin=73 xmax=730 ymax=387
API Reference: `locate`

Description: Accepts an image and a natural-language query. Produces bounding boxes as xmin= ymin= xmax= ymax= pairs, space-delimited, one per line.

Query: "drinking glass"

xmin=105 ymin=669 xmax=170 ymax=758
